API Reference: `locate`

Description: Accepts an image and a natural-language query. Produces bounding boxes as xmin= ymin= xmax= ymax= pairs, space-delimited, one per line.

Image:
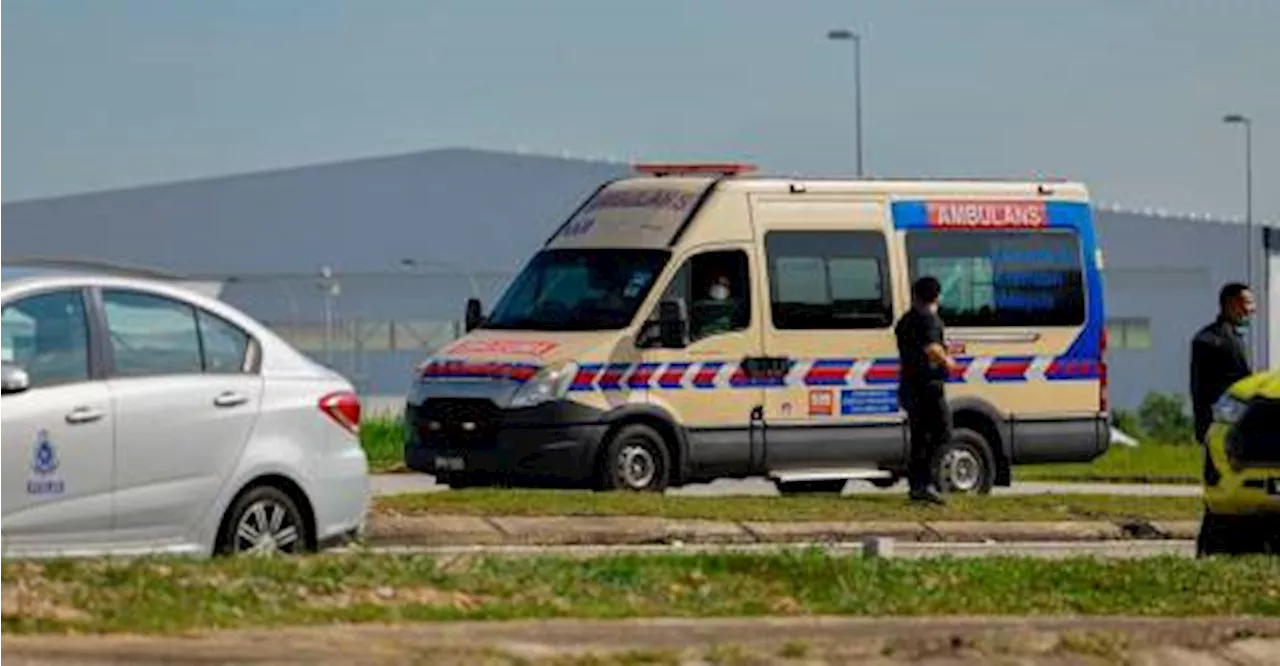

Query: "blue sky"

xmin=4 ymin=0 xmax=1277 ymax=220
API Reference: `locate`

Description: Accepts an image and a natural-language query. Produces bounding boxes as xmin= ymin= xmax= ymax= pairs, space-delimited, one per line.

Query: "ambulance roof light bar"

xmin=633 ymin=162 xmax=758 ymax=177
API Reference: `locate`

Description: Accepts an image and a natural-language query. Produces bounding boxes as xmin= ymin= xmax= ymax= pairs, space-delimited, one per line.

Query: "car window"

xmin=1 ymin=290 xmax=91 ymax=388
xmin=103 ymin=289 xmax=202 ymax=378
xmin=197 ymin=309 xmax=252 ymax=373
xmin=905 ymin=230 xmax=1085 ymax=327
xmin=765 ymin=230 xmax=893 ymax=329
xmin=655 ymin=249 xmax=752 ymax=343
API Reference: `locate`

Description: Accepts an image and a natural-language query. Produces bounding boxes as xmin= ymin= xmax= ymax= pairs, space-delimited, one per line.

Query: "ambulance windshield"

xmin=482 ymin=248 xmax=670 ymax=331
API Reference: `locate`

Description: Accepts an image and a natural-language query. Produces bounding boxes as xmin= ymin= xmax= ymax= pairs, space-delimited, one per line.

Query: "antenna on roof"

xmin=3 ymin=256 xmax=186 ymax=280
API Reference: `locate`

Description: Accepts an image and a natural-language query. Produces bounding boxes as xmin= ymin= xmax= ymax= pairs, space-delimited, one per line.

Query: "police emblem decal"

xmin=27 ymin=429 xmax=65 ymax=495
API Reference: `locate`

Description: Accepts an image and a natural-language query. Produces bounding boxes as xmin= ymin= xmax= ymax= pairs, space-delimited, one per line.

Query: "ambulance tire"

xmin=932 ymin=428 xmax=996 ymax=495
xmin=597 ymin=423 xmax=672 ymax=492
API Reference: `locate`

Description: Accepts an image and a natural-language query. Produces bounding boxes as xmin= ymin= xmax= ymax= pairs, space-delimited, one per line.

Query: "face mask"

xmin=709 ymin=285 xmax=729 ymax=301
xmin=1235 ymin=316 xmax=1250 ymax=334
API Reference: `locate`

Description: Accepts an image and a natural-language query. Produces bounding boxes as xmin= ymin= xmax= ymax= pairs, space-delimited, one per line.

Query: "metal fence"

xmin=208 ymin=268 xmax=516 ymax=394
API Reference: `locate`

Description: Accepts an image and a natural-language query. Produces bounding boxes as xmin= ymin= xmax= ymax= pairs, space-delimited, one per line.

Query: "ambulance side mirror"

xmin=1 ymin=363 xmax=31 ymax=395
xmin=658 ymin=298 xmax=690 ymax=349
xmin=464 ymin=298 xmax=483 ymax=333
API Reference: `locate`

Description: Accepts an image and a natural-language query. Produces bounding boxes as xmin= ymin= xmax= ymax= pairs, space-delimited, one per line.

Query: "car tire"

xmin=216 ymin=484 xmax=312 ymax=556
xmin=775 ymin=480 xmax=847 ymax=495
xmin=1197 ymin=511 xmax=1268 ymax=557
xmin=932 ymin=428 xmax=996 ymax=495
xmin=597 ymin=423 xmax=671 ymax=492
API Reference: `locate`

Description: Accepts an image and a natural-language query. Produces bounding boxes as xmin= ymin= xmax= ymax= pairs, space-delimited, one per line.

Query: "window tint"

xmin=906 ymin=230 xmax=1085 ymax=327
xmin=766 ymin=231 xmax=892 ymax=330
xmin=103 ymin=290 xmax=202 ymax=377
xmin=652 ymin=249 xmax=751 ymax=343
xmin=1 ymin=290 xmax=91 ymax=388
xmin=198 ymin=309 xmax=252 ymax=373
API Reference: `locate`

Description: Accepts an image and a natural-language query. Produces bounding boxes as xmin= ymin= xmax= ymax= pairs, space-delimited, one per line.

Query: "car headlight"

xmin=509 ymin=362 xmax=578 ymax=409
xmin=1212 ymin=394 xmax=1248 ymax=425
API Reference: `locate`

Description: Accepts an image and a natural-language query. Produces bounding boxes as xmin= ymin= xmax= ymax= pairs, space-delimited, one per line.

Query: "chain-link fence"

xmin=209 ymin=268 xmax=515 ymax=395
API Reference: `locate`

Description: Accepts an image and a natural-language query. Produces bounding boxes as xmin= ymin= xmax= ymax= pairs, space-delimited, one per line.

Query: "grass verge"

xmin=375 ymin=489 xmax=1200 ymax=522
xmin=363 ymin=415 xmax=1201 ymax=483
xmin=1015 ymin=443 xmax=1200 ymax=485
xmin=3 ymin=553 xmax=1277 ymax=635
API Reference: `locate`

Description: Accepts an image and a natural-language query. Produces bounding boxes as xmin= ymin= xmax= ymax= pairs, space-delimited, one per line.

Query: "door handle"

xmin=213 ymin=391 xmax=249 ymax=408
xmin=65 ymin=406 xmax=105 ymax=424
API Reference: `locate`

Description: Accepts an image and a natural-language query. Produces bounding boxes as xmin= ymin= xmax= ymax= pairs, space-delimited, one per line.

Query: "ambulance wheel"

xmin=775 ymin=480 xmax=848 ymax=495
xmin=597 ymin=423 xmax=671 ymax=492
xmin=932 ymin=428 xmax=995 ymax=495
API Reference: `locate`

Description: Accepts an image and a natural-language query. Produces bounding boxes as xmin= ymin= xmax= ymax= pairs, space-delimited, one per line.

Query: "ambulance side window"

xmin=905 ymin=230 xmax=1085 ymax=327
xmin=766 ymin=231 xmax=893 ymax=329
xmin=645 ymin=249 xmax=751 ymax=344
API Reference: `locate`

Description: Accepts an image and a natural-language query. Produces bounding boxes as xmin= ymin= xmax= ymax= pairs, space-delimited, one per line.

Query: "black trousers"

xmin=902 ymin=385 xmax=952 ymax=491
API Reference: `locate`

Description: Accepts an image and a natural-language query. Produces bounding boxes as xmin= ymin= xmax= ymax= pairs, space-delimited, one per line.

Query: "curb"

xmin=365 ymin=514 xmax=1201 ymax=547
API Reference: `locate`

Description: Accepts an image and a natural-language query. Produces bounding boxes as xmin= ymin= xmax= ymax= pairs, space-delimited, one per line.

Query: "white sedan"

xmin=1 ymin=263 xmax=369 ymax=558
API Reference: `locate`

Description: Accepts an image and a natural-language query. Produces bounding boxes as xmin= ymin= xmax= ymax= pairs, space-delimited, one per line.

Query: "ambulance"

xmin=405 ymin=163 xmax=1110 ymax=494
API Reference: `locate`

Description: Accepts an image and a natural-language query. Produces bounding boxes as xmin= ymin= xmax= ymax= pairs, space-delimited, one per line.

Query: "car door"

xmin=99 ymin=287 xmax=264 ymax=545
xmin=753 ymin=196 xmax=907 ymax=470
xmin=1 ymin=287 xmax=116 ymax=552
xmin=639 ymin=245 xmax=768 ymax=478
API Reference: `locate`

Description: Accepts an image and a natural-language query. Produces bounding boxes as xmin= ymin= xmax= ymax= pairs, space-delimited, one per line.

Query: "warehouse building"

xmin=4 ymin=147 xmax=1276 ymax=408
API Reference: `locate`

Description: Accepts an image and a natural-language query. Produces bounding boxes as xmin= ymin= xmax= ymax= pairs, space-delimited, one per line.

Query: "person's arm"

xmin=922 ymin=315 xmax=959 ymax=373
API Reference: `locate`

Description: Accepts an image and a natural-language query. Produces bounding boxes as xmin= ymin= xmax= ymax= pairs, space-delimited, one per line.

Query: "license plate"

xmin=434 ymin=456 xmax=465 ymax=471
xmin=1267 ymin=478 xmax=1280 ymax=496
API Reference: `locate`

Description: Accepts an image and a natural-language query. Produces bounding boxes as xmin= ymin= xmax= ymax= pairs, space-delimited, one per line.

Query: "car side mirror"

xmin=658 ymin=298 xmax=690 ymax=349
xmin=464 ymin=298 xmax=483 ymax=333
xmin=1 ymin=363 xmax=31 ymax=395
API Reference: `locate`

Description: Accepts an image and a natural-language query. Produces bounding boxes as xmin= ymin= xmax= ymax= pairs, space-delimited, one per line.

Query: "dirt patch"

xmin=1 ymin=565 xmax=88 ymax=624
xmin=304 ymin=585 xmax=488 ymax=611
xmin=4 ymin=616 xmax=1278 ymax=665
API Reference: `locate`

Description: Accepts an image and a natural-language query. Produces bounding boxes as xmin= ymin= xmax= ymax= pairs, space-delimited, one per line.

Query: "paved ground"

xmin=7 ymin=616 xmax=1278 ymax=665
xmin=353 ymin=539 xmax=1197 ymax=559
xmin=371 ymin=473 xmax=1201 ymax=498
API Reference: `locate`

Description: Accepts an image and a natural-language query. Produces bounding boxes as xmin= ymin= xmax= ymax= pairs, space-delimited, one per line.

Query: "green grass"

xmin=1016 ymin=443 xmax=1200 ymax=484
xmin=361 ymin=416 xmax=406 ymax=472
xmin=4 ymin=553 xmax=1277 ymax=634
xmin=376 ymin=489 xmax=1200 ymax=522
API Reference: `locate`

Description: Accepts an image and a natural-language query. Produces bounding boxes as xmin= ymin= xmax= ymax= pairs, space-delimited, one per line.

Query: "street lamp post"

xmin=827 ymin=28 xmax=864 ymax=177
xmin=1223 ymin=113 xmax=1256 ymax=362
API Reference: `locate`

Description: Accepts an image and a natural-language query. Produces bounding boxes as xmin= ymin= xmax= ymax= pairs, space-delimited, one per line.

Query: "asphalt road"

xmin=371 ymin=473 xmax=1200 ymax=497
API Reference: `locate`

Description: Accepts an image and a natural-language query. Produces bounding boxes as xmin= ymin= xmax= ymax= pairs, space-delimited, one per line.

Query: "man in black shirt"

xmin=1190 ymin=282 xmax=1255 ymax=449
xmin=895 ymin=276 xmax=959 ymax=504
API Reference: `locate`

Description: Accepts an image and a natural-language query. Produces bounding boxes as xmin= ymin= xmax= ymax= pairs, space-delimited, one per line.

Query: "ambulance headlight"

xmin=510 ymin=362 xmax=579 ymax=409
xmin=1212 ymin=394 xmax=1247 ymax=425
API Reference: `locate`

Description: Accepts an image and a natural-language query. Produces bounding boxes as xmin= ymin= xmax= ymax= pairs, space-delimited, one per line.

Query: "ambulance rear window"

xmin=905 ymin=230 xmax=1085 ymax=327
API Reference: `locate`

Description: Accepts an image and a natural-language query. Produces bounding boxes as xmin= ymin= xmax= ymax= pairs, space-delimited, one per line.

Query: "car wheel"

xmin=1197 ymin=511 xmax=1263 ymax=557
xmin=217 ymin=485 xmax=311 ymax=556
xmin=598 ymin=423 xmax=671 ymax=492
xmin=775 ymin=479 xmax=847 ymax=495
xmin=932 ymin=428 xmax=996 ymax=495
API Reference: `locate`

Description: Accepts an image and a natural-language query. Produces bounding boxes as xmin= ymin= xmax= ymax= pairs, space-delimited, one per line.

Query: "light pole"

xmin=827 ymin=28 xmax=864 ymax=177
xmin=319 ymin=265 xmax=340 ymax=365
xmin=1223 ymin=113 xmax=1255 ymax=361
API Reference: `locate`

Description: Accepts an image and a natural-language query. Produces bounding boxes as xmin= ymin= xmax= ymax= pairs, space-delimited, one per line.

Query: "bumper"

xmin=404 ymin=399 xmax=609 ymax=486
xmin=312 ymin=446 xmax=371 ymax=544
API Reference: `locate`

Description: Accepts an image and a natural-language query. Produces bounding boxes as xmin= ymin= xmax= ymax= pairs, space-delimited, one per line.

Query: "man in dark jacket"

xmin=1190 ymin=282 xmax=1256 ymax=448
xmin=895 ymin=276 xmax=959 ymax=504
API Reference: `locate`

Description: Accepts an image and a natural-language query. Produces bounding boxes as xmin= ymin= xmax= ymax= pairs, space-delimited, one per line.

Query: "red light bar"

xmin=634 ymin=162 xmax=758 ymax=177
